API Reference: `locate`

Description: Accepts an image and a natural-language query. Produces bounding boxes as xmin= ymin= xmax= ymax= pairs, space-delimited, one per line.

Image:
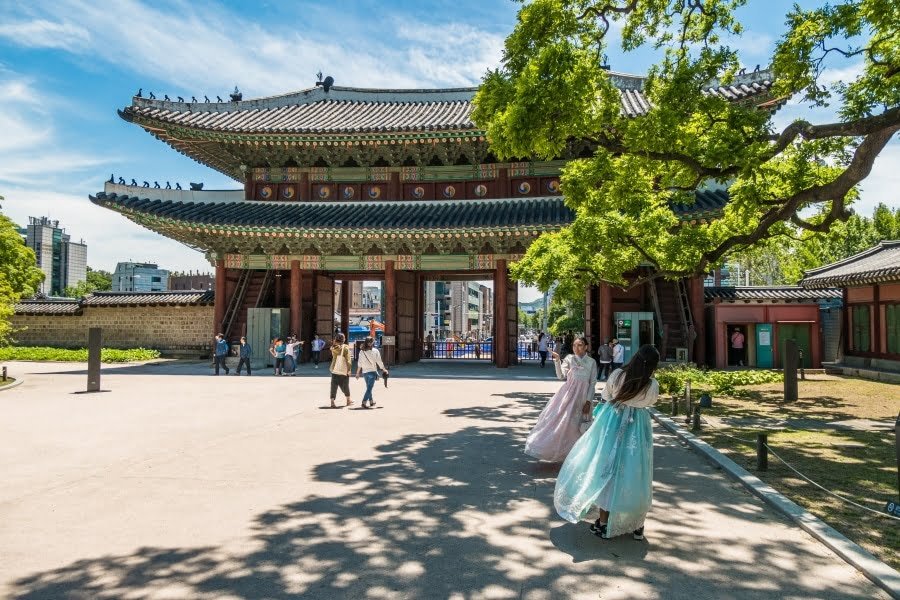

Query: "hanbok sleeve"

xmin=586 ymin=360 xmax=598 ymax=402
xmin=623 ymin=379 xmax=660 ymax=408
xmin=554 ymin=355 xmax=570 ymax=381
xmin=600 ymin=369 xmax=620 ymax=402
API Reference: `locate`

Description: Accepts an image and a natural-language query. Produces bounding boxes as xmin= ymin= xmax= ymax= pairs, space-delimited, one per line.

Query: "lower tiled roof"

xmin=801 ymin=240 xmax=900 ymax=288
xmin=705 ymin=286 xmax=842 ymax=302
xmin=82 ymin=291 xmax=215 ymax=306
xmin=90 ymin=190 xmax=728 ymax=230
xmin=14 ymin=300 xmax=82 ymax=315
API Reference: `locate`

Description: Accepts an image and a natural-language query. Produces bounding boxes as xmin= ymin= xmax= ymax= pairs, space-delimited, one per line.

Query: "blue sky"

xmin=0 ymin=0 xmax=896 ymax=301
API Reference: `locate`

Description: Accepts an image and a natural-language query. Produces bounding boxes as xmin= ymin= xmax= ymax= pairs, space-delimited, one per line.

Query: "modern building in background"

xmin=112 ymin=262 xmax=169 ymax=292
xmin=25 ymin=216 xmax=87 ymax=295
xmin=168 ymin=271 xmax=215 ymax=291
xmin=423 ymin=281 xmax=492 ymax=339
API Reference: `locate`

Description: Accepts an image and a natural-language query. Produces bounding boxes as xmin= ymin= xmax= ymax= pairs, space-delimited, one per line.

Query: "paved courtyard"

xmin=0 ymin=360 xmax=888 ymax=599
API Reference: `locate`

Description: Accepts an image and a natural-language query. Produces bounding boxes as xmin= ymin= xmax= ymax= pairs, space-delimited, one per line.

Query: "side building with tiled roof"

xmin=94 ymin=70 xmax=782 ymax=367
xmin=801 ymin=241 xmax=900 ymax=379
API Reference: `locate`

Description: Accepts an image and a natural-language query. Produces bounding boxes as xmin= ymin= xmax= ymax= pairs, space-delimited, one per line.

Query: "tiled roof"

xmin=123 ymin=73 xmax=776 ymax=134
xmin=801 ymin=240 xmax=900 ymax=288
xmin=82 ymin=291 xmax=215 ymax=306
xmin=14 ymin=300 xmax=82 ymax=315
xmin=705 ymin=286 xmax=842 ymax=302
xmin=90 ymin=194 xmax=575 ymax=230
xmin=90 ymin=188 xmax=729 ymax=230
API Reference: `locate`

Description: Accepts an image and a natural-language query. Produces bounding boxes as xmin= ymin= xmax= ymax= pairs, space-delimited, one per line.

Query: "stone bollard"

xmin=784 ymin=339 xmax=798 ymax=402
xmin=691 ymin=406 xmax=702 ymax=431
xmin=2 ymin=365 xmax=6 ymax=382
xmin=670 ymin=394 xmax=679 ymax=417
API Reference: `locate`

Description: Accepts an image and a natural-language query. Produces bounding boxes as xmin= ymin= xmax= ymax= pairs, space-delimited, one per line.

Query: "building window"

xmin=151 ymin=276 xmax=162 ymax=283
xmin=850 ymin=305 xmax=871 ymax=352
xmin=886 ymin=303 xmax=900 ymax=355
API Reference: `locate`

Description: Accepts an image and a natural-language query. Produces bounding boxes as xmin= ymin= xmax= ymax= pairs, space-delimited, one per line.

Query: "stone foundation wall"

xmin=11 ymin=305 xmax=214 ymax=356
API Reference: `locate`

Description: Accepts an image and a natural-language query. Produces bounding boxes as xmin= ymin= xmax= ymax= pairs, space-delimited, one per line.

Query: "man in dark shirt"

xmin=236 ymin=336 xmax=252 ymax=376
xmin=596 ymin=339 xmax=613 ymax=381
xmin=214 ymin=333 xmax=230 ymax=375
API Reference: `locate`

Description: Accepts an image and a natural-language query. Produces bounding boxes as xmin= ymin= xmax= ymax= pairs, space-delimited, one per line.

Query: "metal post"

xmin=87 ymin=327 xmax=102 ymax=392
xmin=1 ymin=366 xmax=6 ymax=382
xmin=895 ymin=412 xmax=900 ymax=501
xmin=670 ymin=394 xmax=679 ymax=417
xmin=784 ymin=339 xmax=798 ymax=402
xmin=757 ymin=433 xmax=769 ymax=471
xmin=691 ymin=406 xmax=702 ymax=430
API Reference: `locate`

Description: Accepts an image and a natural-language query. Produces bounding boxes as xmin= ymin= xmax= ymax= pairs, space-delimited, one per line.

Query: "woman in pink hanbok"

xmin=525 ymin=337 xmax=597 ymax=462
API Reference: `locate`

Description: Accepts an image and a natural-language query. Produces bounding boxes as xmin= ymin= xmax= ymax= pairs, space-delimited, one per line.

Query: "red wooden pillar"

xmin=497 ymin=167 xmax=510 ymax=198
xmin=599 ymin=282 xmax=613 ymax=343
xmin=214 ymin=259 xmax=226 ymax=336
xmin=690 ymin=277 xmax=706 ymax=365
xmin=290 ymin=260 xmax=302 ymax=340
xmin=244 ymin=178 xmax=253 ymax=200
xmin=274 ymin=271 xmax=283 ymax=308
xmin=340 ymin=280 xmax=351 ymax=337
xmin=494 ymin=259 xmax=509 ymax=368
xmin=384 ymin=260 xmax=396 ymax=365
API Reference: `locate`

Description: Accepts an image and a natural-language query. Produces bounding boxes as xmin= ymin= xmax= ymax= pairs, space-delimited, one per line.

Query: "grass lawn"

xmin=658 ymin=374 xmax=900 ymax=571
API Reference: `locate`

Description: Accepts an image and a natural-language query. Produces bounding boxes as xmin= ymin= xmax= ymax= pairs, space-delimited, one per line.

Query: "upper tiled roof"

xmin=122 ymin=72 xmax=776 ymax=134
xmin=801 ymin=240 xmax=900 ymax=288
xmin=14 ymin=300 xmax=81 ymax=315
xmin=82 ymin=291 xmax=215 ymax=306
xmin=89 ymin=188 xmax=729 ymax=230
xmin=705 ymin=286 xmax=842 ymax=302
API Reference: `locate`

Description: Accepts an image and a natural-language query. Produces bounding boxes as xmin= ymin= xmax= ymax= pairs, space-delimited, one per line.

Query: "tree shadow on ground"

xmin=9 ymin=403 xmax=885 ymax=599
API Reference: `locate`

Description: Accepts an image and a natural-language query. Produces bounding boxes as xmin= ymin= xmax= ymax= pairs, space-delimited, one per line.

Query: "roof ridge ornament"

xmin=230 ymin=86 xmax=242 ymax=102
xmin=316 ymin=73 xmax=335 ymax=93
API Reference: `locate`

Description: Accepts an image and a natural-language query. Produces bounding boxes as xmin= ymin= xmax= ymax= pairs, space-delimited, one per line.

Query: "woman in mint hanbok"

xmin=524 ymin=337 xmax=597 ymax=462
xmin=554 ymin=344 xmax=660 ymax=540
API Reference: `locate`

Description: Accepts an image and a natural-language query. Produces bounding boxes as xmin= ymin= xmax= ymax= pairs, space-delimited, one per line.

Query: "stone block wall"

xmin=11 ymin=305 xmax=214 ymax=356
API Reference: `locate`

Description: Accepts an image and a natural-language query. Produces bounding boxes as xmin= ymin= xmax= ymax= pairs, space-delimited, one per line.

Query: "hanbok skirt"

xmin=554 ymin=402 xmax=653 ymax=538
xmin=524 ymin=376 xmax=591 ymax=463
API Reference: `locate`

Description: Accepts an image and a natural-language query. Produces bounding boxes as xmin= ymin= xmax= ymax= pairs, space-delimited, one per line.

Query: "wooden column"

xmin=495 ymin=259 xmax=509 ymax=368
xmin=690 ymin=277 xmax=706 ymax=366
xmin=290 ymin=260 xmax=302 ymax=340
xmin=300 ymin=171 xmax=310 ymax=201
xmin=214 ymin=259 xmax=226 ymax=336
xmin=244 ymin=178 xmax=253 ymax=200
xmin=274 ymin=272 xmax=283 ymax=308
xmin=389 ymin=171 xmax=401 ymax=200
xmin=384 ymin=260 xmax=396 ymax=365
xmin=340 ymin=280 xmax=351 ymax=337
xmin=497 ymin=167 xmax=510 ymax=198
xmin=599 ymin=282 xmax=613 ymax=343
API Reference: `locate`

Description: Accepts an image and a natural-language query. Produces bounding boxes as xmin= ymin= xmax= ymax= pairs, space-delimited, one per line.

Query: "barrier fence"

xmin=422 ymin=340 xmax=556 ymax=360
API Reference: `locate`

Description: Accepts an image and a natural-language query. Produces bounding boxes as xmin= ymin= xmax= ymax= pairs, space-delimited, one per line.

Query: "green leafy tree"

xmin=0 ymin=198 xmax=45 ymax=343
xmin=473 ymin=0 xmax=899 ymax=298
xmin=547 ymin=293 xmax=585 ymax=336
xmin=63 ymin=267 xmax=113 ymax=298
xmin=872 ymin=202 xmax=900 ymax=239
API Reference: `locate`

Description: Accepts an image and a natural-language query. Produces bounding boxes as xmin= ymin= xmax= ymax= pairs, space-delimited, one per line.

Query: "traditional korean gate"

xmin=585 ymin=285 xmax=599 ymax=353
xmin=396 ymin=270 xmax=417 ymax=364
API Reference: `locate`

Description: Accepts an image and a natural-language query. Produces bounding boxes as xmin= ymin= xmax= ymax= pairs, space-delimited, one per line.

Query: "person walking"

xmin=329 ymin=333 xmax=353 ymax=408
xmin=524 ymin=336 xmax=598 ymax=463
xmin=425 ymin=331 xmax=435 ymax=359
xmin=730 ymin=328 xmax=746 ymax=366
xmin=270 ymin=338 xmax=286 ymax=376
xmin=283 ymin=336 xmax=300 ymax=376
xmin=596 ymin=338 xmax=613 ymax=381
xmin=356 ymin=336 xmax=388 ymax=409
xmin=610 ymin=338 xmax=624 ymax=371
xmin=538 ymin=332 xmax=549 ymax=368
xmin=311 ymin=334 xmax=325 ymax=368
xmin=213 ymin=333 xmax=230 ymax=375
xmin=236 ymin=336 xmax=252 ymax=376
xmin=554 ymin=344 xmax=660 ymax=541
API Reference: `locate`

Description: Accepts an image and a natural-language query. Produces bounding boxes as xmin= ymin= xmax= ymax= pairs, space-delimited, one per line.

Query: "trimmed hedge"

xmin=0 ymin=346 xmax=160 ymax=363
xmin=656 ymin=363 xmax=783 ymax=394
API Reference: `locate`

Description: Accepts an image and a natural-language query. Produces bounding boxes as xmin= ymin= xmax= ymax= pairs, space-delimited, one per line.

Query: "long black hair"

xmin=613 ymin=344 xmax=660 ymax=402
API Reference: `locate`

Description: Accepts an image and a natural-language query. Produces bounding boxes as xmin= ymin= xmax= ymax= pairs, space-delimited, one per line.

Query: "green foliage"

xmin=0 ymin=200 xmax=45 ymax=344
xmin=0 ymin=346 xmax=161 ymax=363
xmin=547 ymin=292 xmax=584 ymax=336
xmin=656 ymin=363 xmax=784 ymax=395
xmin=62 ymin=267 xmax=113 ymax=298
xmin=474 ymin=1 xmax=900 ymax=291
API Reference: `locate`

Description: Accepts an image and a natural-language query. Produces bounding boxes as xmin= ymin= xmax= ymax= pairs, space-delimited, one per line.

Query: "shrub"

xmin=655 ymin=363 xmax=783 ymax=395
xmin=0 ymin=346 xmax=160 ymax=363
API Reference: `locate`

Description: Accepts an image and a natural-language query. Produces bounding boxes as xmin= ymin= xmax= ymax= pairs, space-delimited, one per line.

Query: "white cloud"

xmin=0 ymin=0 xmax=505 ymax=96
xmin=856 ymin=141 xmax=900 ymax=216
xmin=0 ymin=19 xmax=91 ymax=52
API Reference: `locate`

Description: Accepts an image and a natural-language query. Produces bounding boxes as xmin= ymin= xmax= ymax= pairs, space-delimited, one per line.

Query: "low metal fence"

xmin=421 ymin=340 xmax=555 ymax=360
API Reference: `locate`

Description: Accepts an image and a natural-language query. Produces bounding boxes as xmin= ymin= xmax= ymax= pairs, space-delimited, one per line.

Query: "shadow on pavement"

xmin=9 ymin=399 xmax=880 ymax=599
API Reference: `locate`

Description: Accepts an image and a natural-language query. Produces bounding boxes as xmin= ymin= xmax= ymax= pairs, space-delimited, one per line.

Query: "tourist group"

xmin=526 ymin=337 xmax=660 ymax=541
xmin=212 ymin=332 xmax=388 ymax=409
